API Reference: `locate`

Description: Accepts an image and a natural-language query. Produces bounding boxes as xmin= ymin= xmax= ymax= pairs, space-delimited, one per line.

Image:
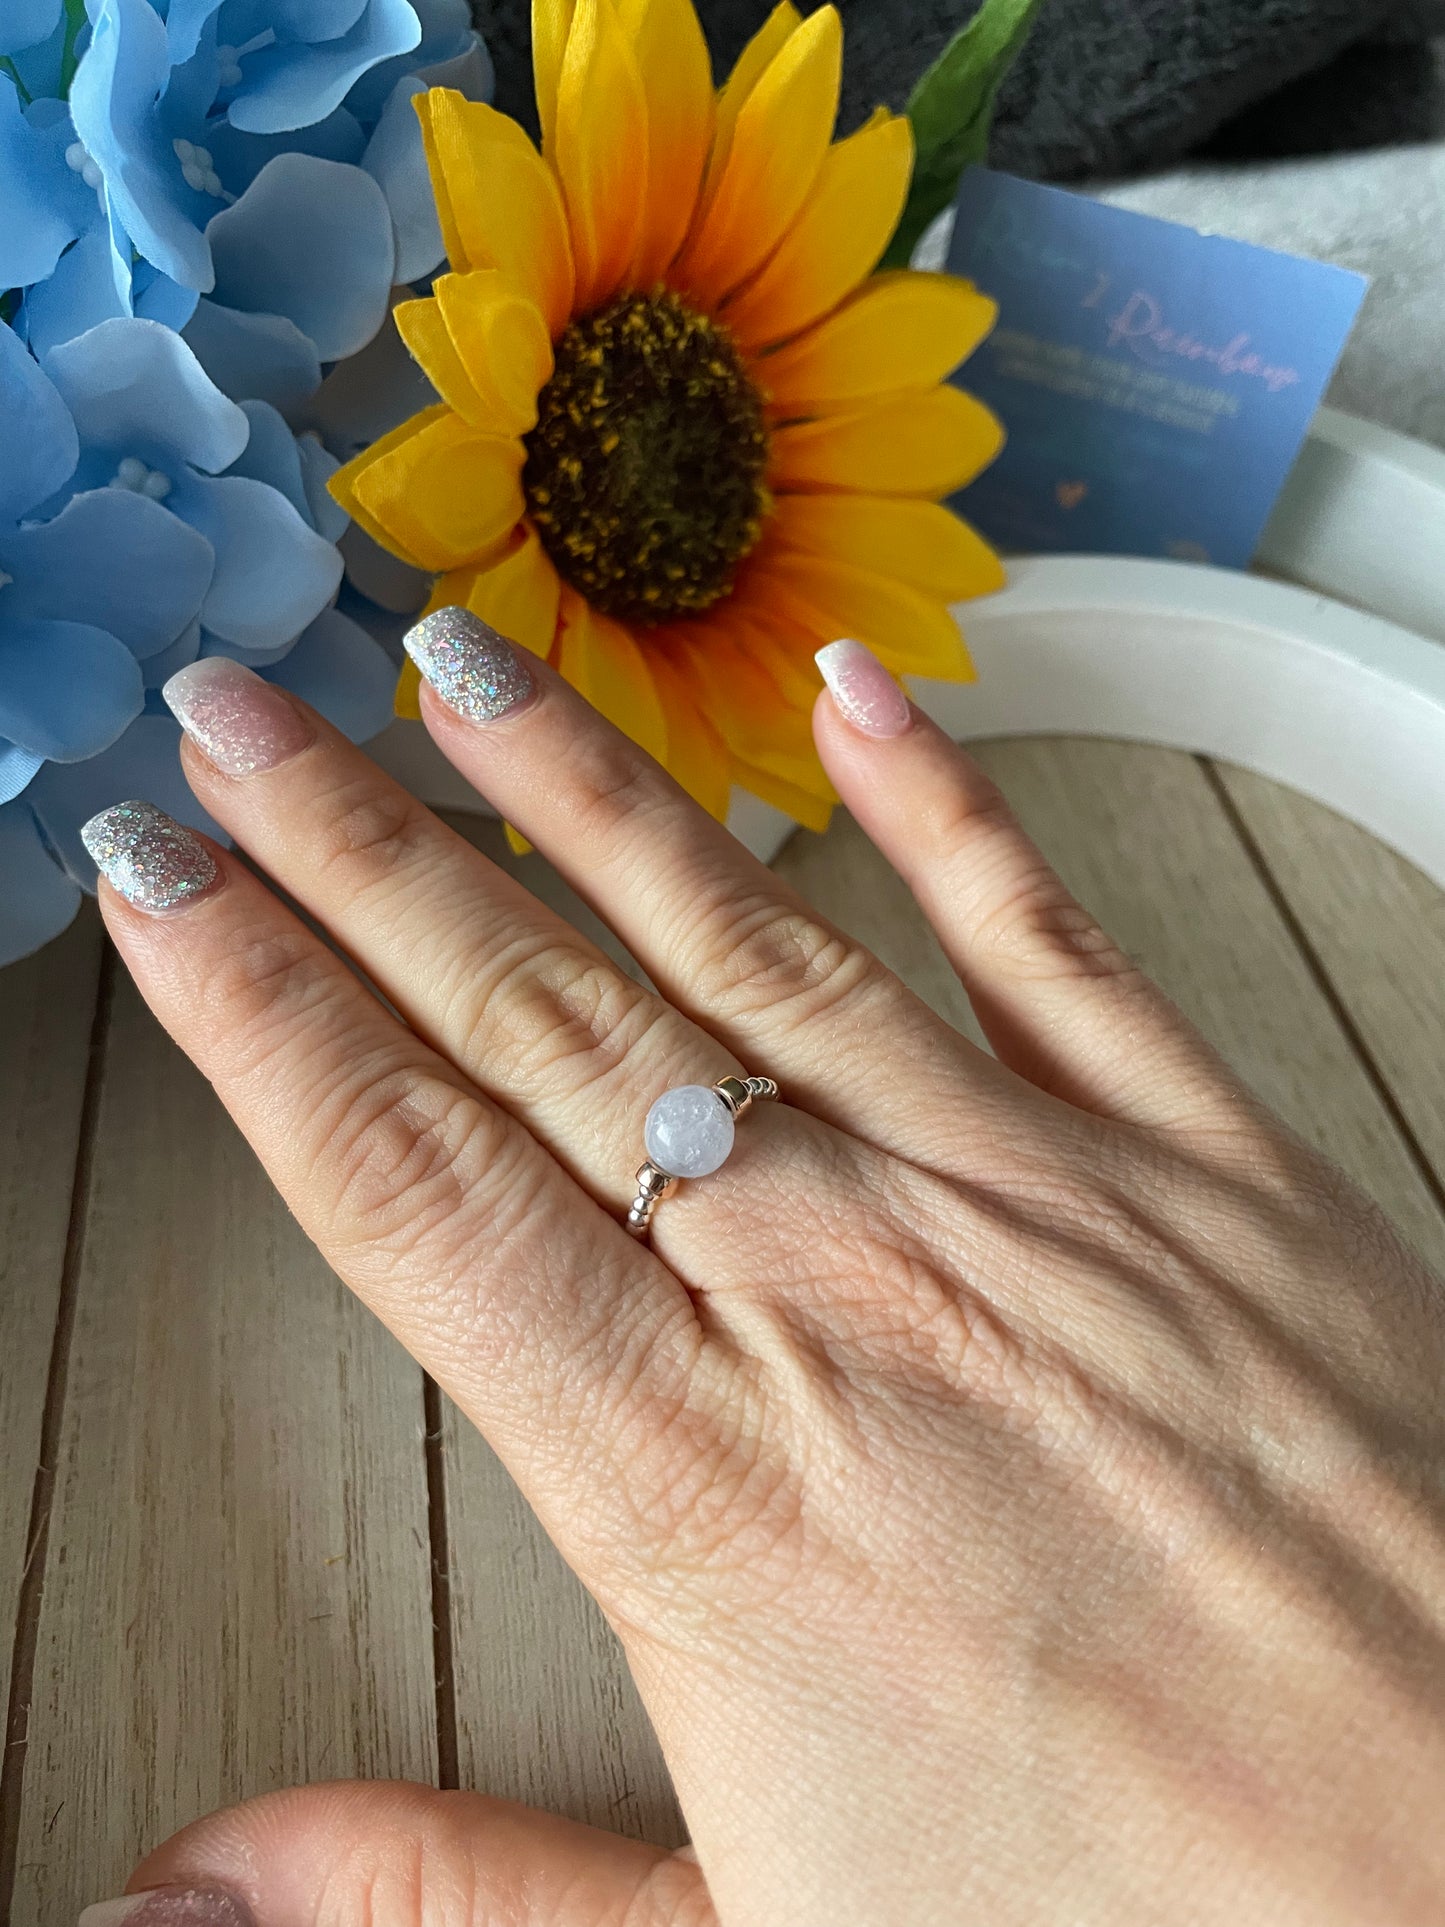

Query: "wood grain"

xmin=1213 ymin=766 xmax=1445 ymax=1191
xmin=778 ymin=738 xmax=1445 ymax=1274
xmin=0 ymin=908 xmax=103 ymax=1887
xmin=10 ymin=972 xmax=439 ymax=1923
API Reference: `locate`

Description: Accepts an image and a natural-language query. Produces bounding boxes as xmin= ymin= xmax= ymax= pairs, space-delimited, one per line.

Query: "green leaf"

xmin=59 ymin=0 xmax=89 ymax=94
xmin=881 ymin=0 xmax=1045 ymax=269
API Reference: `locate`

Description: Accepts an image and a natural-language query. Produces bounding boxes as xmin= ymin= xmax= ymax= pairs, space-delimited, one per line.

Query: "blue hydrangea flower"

xmin=4 ymin=0 xmax=491 ymax=401
xmin=0 ymin=314 xmax=395 ymax=965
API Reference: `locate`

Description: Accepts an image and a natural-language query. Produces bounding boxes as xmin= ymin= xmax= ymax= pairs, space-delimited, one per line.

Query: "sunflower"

xmin=330 ymin=0 xmax=1005 ymax=831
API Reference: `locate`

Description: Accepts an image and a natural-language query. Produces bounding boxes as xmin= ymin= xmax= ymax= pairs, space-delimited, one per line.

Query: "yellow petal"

xmin=554 ymin=0 xmax=648 ymax=313
xmin=433 ymin=271 xmax=553 ymax=437
xmin=695 ymin=1 xmax=799 ymax=219
xmin=771 ymin=493 xmax=1005 ymax=600
xmin=329 ymin=404 xmax=450 ymax=567
xmin=533 ymin=0 xmax=577 ymax=154
xmin=747 ymin=548 xmax=976 ymax=678
xmin=730 ymin=748 xmax=835 ymax=832
xmin=555 ymin=590 xmax=668 ymax=764
xmin=415 ymin=90 xmax=574 ymax=337
xmin=672 ymin=4 xmax=841 ymax=309
xmin=347 ymin=407 xmax=526 ymax=572
xmin=722 ymin=112 xmax=913 ymax=350
xmin=460 ymin=523 xmax=563 ymax=659
xmin=756 ymin=271 xmax=998 ymax=413
xmin=393 ymin=295 xmax=487 ymax=427
xmin=650 ymin=652 xmax=732 ymax=820
xmin=770 ymin=384 xmax=1004 ymax=496
xmin=619 ymin=0 xmax=716 ymax=284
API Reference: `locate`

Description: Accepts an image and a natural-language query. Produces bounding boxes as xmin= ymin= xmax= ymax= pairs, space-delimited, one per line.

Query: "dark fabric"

xmin=469 ymin=0 xmax=1445 ymax=180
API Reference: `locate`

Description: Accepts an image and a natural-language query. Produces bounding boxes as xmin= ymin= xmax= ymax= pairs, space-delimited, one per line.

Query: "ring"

xmin=626 ymin=1075 xmax=780 ymax=1240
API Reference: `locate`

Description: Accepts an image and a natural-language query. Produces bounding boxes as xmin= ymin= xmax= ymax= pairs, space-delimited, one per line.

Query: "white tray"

xmin=371 ymin=408 xmax=1445 ymax=885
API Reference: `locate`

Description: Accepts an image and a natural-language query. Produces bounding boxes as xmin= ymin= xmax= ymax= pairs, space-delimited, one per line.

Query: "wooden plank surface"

xmin=0 ymin=909 xmax=104 ymax=1906
xmin=10 ymin=971 xmax=440 ymax=1924
xmin=1214 ymin=767 xmax=1445 ymax=1188
xmin=1 ymin=744 xmax=1441 ymax=1926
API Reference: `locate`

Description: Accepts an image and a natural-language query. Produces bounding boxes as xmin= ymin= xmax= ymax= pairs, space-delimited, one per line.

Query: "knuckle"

xmin=325 ymin=1069 xmax=508 ymax=1254
xmin=973 ymin=871 xmax=1141 ymax=988
xmin=310 ymin=771 xmax=433 ymax=881
xmin=694 ymin=899 xmax=879 ymax=1021
xmin=197 ymin=923 xmax=348 ymax=1080
xmin=565 ymin=729 xmax=676 ymax=847
xmin=454 ymin=938 xmax=671 ymax=1096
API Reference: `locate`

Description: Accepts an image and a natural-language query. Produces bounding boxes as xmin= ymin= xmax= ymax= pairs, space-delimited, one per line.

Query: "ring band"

xmin=626 ymin=1074 xmax=779 ymax=1240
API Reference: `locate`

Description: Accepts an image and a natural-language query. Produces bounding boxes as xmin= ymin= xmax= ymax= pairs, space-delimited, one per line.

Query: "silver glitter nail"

xmin=80 ymin=801 xmax=218 ymax=914
xmin=402 ymin=605 xmax=535 ymax=724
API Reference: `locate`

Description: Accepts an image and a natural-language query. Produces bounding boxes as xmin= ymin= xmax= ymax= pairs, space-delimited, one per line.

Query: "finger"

xmin=396 ymin=606 xmax=1028 ymax=1156
xmin=161 ymin=654 xmax=740 ymax=1212
xmin=811 ymin=641 xmax=1253 ymax=1134
xmin=86 ymin=1780 xmax=713 ymax=1927
xmin=82 ymin=802 xmax=698 ymax=1520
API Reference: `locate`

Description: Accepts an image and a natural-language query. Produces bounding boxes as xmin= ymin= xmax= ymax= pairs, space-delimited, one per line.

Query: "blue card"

xmin=944 ymin=168 xmax=1368 ymax=567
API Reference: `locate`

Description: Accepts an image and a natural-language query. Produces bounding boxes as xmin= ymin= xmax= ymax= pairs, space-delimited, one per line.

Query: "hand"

xmin=81 ymin=624 xmax=1445 ymax=1927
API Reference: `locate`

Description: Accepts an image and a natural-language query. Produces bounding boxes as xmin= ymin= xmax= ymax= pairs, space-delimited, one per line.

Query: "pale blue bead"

xmin=644 ymin=1086 xmax=736 ymax=1181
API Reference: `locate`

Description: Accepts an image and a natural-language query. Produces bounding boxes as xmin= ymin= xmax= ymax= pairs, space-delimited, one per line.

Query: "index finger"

xmin=82 ymin=801 xmax=701 ymax=1527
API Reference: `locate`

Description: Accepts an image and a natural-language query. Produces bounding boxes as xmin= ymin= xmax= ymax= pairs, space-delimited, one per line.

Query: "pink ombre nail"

xmin=815 ymin=639 xmax=912 ymax=740
xmin=163 ymin=657 xmax=313 ymax=777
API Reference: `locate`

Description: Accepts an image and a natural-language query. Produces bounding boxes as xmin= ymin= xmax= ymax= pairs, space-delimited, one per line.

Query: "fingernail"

xmin=80 ymin=801 xmax=219 ymax=914
xmin=163 ymin=656 xmax=313 ymax=777
xmin=79 ymin=1887 xmax=255 ymax=1926
xmin=403 ymin=605 xmax=535 ymax=724
xmin=815 ymin=639 xmax=912 ymax=740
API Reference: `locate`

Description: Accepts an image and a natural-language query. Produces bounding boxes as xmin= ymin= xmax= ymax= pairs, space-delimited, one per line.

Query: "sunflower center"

xmin=522 ymin=290 xmax=769 ymax=626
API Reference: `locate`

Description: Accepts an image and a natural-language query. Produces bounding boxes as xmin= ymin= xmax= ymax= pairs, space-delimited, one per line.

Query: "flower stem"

xmin=59 ymin=0 xmax=89 ymax=94
xmin=0 ymin=57 xmax=33 ymax=106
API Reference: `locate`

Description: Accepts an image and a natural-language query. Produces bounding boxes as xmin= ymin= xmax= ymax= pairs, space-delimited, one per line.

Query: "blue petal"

xmin=0 ymin=488 xmax=214 ymax=656
xmin=0 ymin=616 xmax=146 ymax=760
xmin=229 ymin=397 xmax=306 ymax=497
xmin=69 ymin=0 xmax=216 ymax=293
xmin=272 ymin=0 xmax=372 ymax=35
xmin=163 ymin=0 xmax=222 ymax=66
xmin=20 ymin=223 xmax=130 ymax=360
xmin=132 ymin=257 xmax=201 ymax=331
xmin=226 ymin=0 xmax=421 ymax=134
xmin=199 ymin=628 xmax=297 ymax=669
xmin=204 ymin=103 xmax=364 ymax=196
xmin=343 ymin=0 xmax=475 ymax=123
xmin=265 ymin=604 xmax=398 ymax=742
xmin=0 ymin=0 xmax=61 ymax=57
xmin=0 ymin=83 xmax=88 ymax=288
xmin=296 ymin=432 xmax=349 ymax=543
xmin=44 ymin=316 xmax=250 ymax=476
xmin=142 ymin=616 xmax=202 ymax=688
xmin=0 ymin=797 xmax=82 ymax=967
xmin=181 ymin=296 xmax=321 ymax=410
xmin=361 ymin=76 xmax=441 ymax=283
xmin=0 ymin=319 xmax=78 ymax=523
xmin=168 ymin=469 xmax=343 ymax=651
xmin=299 ymin=301 xmax=433 ymax=461
xmin=7 ymin=9 xmax=68 ymax=98
xmin=0 ymin=741 xmax=44 ymax=805
xmin=206 ymin=152 xmax=393 ymax=360
xmin=28 ymin=711 xmax=229 ymax=889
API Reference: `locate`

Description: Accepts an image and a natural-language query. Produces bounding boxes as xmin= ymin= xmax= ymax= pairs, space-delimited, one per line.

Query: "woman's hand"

xmin=80 ymin=623 xmax=1445 ymax=1927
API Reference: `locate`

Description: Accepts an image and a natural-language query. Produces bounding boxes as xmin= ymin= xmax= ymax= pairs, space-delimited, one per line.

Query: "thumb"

xmin=79 ymin=1780 xmax=713 ymax=1927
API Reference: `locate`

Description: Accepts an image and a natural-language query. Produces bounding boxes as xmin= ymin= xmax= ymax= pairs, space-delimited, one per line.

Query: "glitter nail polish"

xmin=79 ymin=1887 xmax=254 ymax=1926
xmin=403 ymin=605 xmax=535 ymax=724
xmin=163 ymin=656 xmax=313 ymax=776
xmin=80 ymin=801 xmax=218 ymax=914
xmin=815 ymin=638 xmax=913 ymax=740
